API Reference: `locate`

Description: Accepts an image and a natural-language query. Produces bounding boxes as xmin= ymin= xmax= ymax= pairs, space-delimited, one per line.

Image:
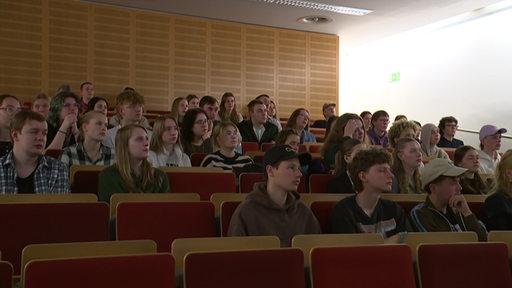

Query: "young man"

xmin=199 ymin=95 xmax=220 ymax=138
xmin=0 ymin=94 xmax=21 ymax=157
xmin=330 ymin=148 xmax=406 ymax=242
xmin=437 ymin=116 xmax=464 ymax=148
xmin=410 ymin=158 xmax=487 ymax=241
xmin=311 ymin=103 xmax=336 ymax=128
xmin=255 ymin=94 xmax=282 ymax=131
xmin=103 ymin=90 xmax=152 ymax=148
xmin=79 ymin=81 xmax=94 ymax=113
xmin=477 ymin=124 xmax=507 ymax=174
xmin=109 ymin=87 xmax=151 ymax=130
xmin=228 ymin=145 xmax=320 ymax=247
xmin=0 ymin=110 xmax=69 ymax=193
xmin=366 ymin=110 xmax=390 ymax=147
xmin=237 ymin=99 xmax=278 ymax=148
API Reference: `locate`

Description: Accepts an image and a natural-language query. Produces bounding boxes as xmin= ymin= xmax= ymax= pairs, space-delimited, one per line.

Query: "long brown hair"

xmin=218 ymin=92 xmax=241 ymax=124
xmin=391 ymin=137 xmax=422 ymax=194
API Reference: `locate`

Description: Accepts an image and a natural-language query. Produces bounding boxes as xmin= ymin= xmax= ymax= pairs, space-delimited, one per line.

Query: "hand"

xmin=71 ymin=122 xmax=79 ymax=138
xmin=60 ymin=113 xmax=77 ymax=131
xmin=344 ymin=119 xmax=359 ymax=137
xmin=449 ymin=195 xmax=471 ymax=216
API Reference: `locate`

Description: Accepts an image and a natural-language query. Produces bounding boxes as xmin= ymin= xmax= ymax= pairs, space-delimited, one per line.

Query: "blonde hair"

xmin=391 ymin=137 xmax=422 ymax=194
xmin=494 ymin=149 xmax=512 ymax=196
xmin=388 ymin=120 xmax=420 ymax=149
xmin=212 ymin=121 xmax=240 ymax=151
xmin=150 ymin=115 xmax=182 ymax=154
xmin=114 ymin=124 xmax=161 ymax=192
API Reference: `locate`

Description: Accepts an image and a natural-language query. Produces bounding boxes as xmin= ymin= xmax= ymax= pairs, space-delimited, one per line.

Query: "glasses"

xmin=194 ymin=119 xmax=208 ymax=125
xmin=446 ymin=124 xmax=458 ymax=128
xmin=224 ymin=130 xmax=238 ymax=137
xmin=0 ymin=106 xmax=21 ymax=114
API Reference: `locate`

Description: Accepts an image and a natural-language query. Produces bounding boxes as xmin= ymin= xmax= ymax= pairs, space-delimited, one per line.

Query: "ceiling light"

xmin=257 ymin=0 xmax=373 ymax=16
xmin=298 ymin=16 xmax=331 ymax=24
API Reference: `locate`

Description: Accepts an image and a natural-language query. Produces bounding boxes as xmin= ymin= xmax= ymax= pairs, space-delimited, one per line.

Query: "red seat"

xmin=184 ymin=248 xmax=305 ymax=288
xmin=72 ymin=170 xmax=101 ymax=194
xmin=190 ymin=153 xmax=208 ymax=167
xmin=220 ymin=201 xmax=242 ymax=236
xmin=241 ymin=142 xmax=259 ymax=154
xmin=0 ymin=202 xmax=109 ymax=275
xmin=166 ymin=171 xmax=236 ymax=200
xmin=24 ymin=253 xmax=175 ymax=288
xmin=260 ymin=143 xmax=274 ymax=152
xmin=308 ymin=144 xmax=322 ymax=153
xmin=310 ymin=245 xmax=415 ymax=288
xmin=309 ymin=174 xmax=332 ymax=193
xmin=116 ymin=201 xmax=216 ymax=252
xmin=239 ymin=172 xmax=264 ymax=193
xmin=418 ymin=242 xmax=512 ymax=288
xmin=0 ymin=261 xmax=13 ymax=288
xmin=310 ymin=201 xmax=337 ymax=233
xmin=298 ymin=144 xmax=307 ymax=152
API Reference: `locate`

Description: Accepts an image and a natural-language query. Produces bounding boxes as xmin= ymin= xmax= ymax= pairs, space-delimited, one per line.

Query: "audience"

xmin=170 ymin=97 xmax=188 ymax=126
xmin=78 ymin=81 xmax=94 ymax=113
xmin=326 ymin=138 xmax=365 ymax=193
xmin=267 ymin=100 xmax=278 ymax=123
xmin=366 ymin=110 xmax=389 ymax=147
xmin=359 ymin=110 xmax=372 ymax=130
xmin=394 ymin=114 xmax=407 ymax=122
xmin=420 ymin=123 xmax=449 ymax=161
xmin=0 ymin=110 xmax=69 ymax=193
xmin=311 ymin=103 xmax=336 ymax=129
xmin=478 ymin=124 xmax=506 ymax=174
xmin=437 ymin=116 xmax=464 ymax=148
xmin=180 ymin=108 xmax=213 ymax=156
xmin=148 ymin=115 xmax=190 ymax=167
xmin=97 ymin=124 xmax=169 ymax=203
xmin=186 ymin=94 xmax=200 ymax=109
xmin=391 ymin=138 xmax=423 ymax=194
xmin=59 ymin=111 xmax=115 ymax=166
xmin=284 ymin=108 xmax=316 ymax=143
xmin=86 ymin=96 xmax=109 ymax=116
xmin=199 ymin=95 xmax=220 ymax=137
xmin=228 ymin=145 xmax=320 ymax=247
xmin=31 ymin=92 xmax=50 ymax=118
xmin=330 ymin=148 xmax=406 ymax=243
xmin=109 ymin=88 xmax=151 ymax=130
xmin=484 ymin=149 xmax=512 ymax=230
xmin=0 ymin=94 xmax=21 ymax=157
xmin=387 ymin=120 xmax=419 ymax=150
xmin=255 ymin=94 xmax=282 ymax=131
xmin=410 ymin=158 xmax=487 ymax=241
xmin=275 ymin=128 xmax=324 ymax=175
xmin=454 ymin=145 xmax=491 ymax=195
xmin=237 ymin=99 xmax=278 ymax=148
xmin=217 ymin=92 xmax=243 ymax=124
xmin=45 ymin=91 xmax=80 ymax=150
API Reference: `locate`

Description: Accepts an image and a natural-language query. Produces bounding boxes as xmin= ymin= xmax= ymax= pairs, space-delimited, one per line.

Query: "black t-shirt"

xmin=16 ymin=166 xmax=37 ymax=194
xmin=0 ymin=141 xmax=12 ymax=158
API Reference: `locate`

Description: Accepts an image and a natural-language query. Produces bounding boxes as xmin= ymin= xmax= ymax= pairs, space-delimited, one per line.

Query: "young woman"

xmin=284 ymin=108 xmax=316 ymax=143
xmin=98 ymin=124 xmax=169 ymax=203
xmin=326 ymin=138 xmax=366 ymax=193
xmin=391 ymin=137 xmax=423 ymax=194
xmin=46 ymin=91 xmax=80 ymax=150
xmin=420 ymin=123 xmax=449 ymax=161
xmin=186 ymin=94 xmax=199 ymax=109
xmin=180 ymin=108 xmax=213 ymax=156
xmin=200 ymin=121 xmax=253 ymax=170
xmin=86 ymin=96 xmax=109 ymax=116
xmin=454 ymin=145 xmax=491 ymax=195
xmin=275 ymin=128 xmax=324 ymax=174
xmin=148 ymin=115 xmax=191 ymax=167
xmin=387 ymin=120 xmax=420 ymax=149
xmin=485 ymin=150 xmax=512 ymax=230
xmin=59 ymin=111 xmax=115 ymax=166
xmin=268 ymin=100 xmax=277 ymax=120
xmin=31 ymin=92 xmax=50 ymax=118
xmin=170 ymin=97 xmax=188 ymax=126
xmin=216 ymin=92 xmax=243 ymax=124
xmin=360 ymin=111 xmax=372 ymax=130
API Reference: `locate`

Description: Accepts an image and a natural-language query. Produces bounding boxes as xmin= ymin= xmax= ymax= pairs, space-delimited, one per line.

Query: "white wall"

xmin=340 ymin=3 xmax=512 ymax=151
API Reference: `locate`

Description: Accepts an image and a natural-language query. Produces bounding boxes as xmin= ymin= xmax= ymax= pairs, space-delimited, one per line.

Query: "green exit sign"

xmin=390 ymin=72 xmax=400 ymax=82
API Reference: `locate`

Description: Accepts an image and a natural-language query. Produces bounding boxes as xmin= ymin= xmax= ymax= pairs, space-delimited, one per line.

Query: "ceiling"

xmin=85 ymin=0 xmax=504 ymax=47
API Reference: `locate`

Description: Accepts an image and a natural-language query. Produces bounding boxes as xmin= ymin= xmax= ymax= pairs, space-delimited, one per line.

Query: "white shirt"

xmin=478 ymin=149 xmax=501 ymax=174
xmin=148 ymin=146 xmax=191 ymax=167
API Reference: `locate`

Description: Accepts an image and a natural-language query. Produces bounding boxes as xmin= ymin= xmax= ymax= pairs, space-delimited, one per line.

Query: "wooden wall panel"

xmin=0 ymin=0 xmax=338 ymax=120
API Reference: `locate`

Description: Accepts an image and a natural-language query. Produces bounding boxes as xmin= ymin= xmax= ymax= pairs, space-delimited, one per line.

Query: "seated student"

xmin=366 ymin=110 xmax=390 ymax=147
xmin=237 ymin=99 xmax=278 ymax=148
xmin=275 ymin=128 xmax=324 ymax=175
xmin=410 ymin=158 xmax=487 ymax=241
xmin=45 ymin=91 xmax=80 ymax=150
xmin=98 ymin=124 xmax=169 ymax=203
xmin=360 ymin=111 xmax=372 ymax=130
xmin=391 ymin=138 xmax=423 ymax=194
xmin=477 ymin=124 xmax=507 ymax=174
xmin=186 ymin=94 xmax=199 ymax=109
xmin=78 ymin=81 xmax=94 ymax=114
xmin=228 ymin=145 xmax=320 ymax=247
xmin=0 ymin=110 xmax=69 ymax=193
xmin=170 ymin=97 xmax=188 ymax=126
xmin=267 ymin=100 xmax=278 ymax=124
xmin=311 ymin=103 xmax=336 ymax=129
xmin=330 ymin=148 xmax=406 ymax=243
xmin=484 ymin=150 xmax=512 ymax=230
xmin=454 ymin=145 xmax=491 ymax=195
xmin=387 ymin=119 xmax=420 ymax=150
xmin=216 ymin=92 xmax=243 ymax=124
xmin=85 ymin=96 xmax=113 ymax=129
xmin=59 ymin=111 xmax=115 ymax=166
xmin=0 ymin=94 xmax=21 ymax=157
xmin=199 ymin=95 xmax=220 ymax=138
xmin=180 ymin=108 xmax=213 ymax=156
xmin=255 ymin=94 xmax=282 ymax=131
xmin=284 ymin=108 xmax=316 ymax=143
xmin=420 ymin=123 xmax=449 ymax=161
xmin=31 ymin=92 xmax=50 ymax=118
xmin=148 ymin=115 xmax=190 ymax=167
xmin=326 ymin=138 xmax=365 ymax=194
xmin=109 ymin=87 xmax=151 ymax=130
xmin=200 ymin=121 xmax=253 ymax=170
xmin=437 ymin=116 xmax=464 ymax=148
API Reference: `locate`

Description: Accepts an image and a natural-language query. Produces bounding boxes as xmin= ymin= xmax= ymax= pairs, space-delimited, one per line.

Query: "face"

xmin=268 ymin=102 xmax=276 ymax=117
xmin=268 ymin=158 xmax=303 ymax=192
xmin=362 ymin=113 xmax=372 ymax=129
xmin=295 ymin=110 xmax=309 ymax=129
xmin=373 ymin=116 xmax=389 ymax=133
xmin=344 ymin=143 xmax=367 ymax=164
xmin=93 ymin=100 xmax=108 ymax=115
xmin=482 ymin=133 xmax=501 ymax=151
xmin=250 ymin=104 xmax=268 ymax=125
xmin=83 ymin=114 xmax=108 ymax=142
xmin=443 ymin=122 xmax=458 ymax=137
xmin=161 ymin=118 xmax=179 ymax=145
xmin=12 ymin=120 xmax=47 ymax=157
xmin=258 ymin=96 xmax=270 ymax=110
xmin=284 ymin=134 xmax=300 ymax=152
xmin=80 ymin=84 xmax=94 ymax=102
xmin=178 ymin=99 xmax=188 ymax=116
xmin=459 ymin=149 xmax=480 ymax=173
xmin=59 ymin=97 xmax=78 ymax=121
xmin=430 ymin=127 xmax=440 ymax=145
xmin=32 ymin=99 xmax=50 ymax=118
xmin=323 ymin=106 xmax=336 ymax=118
xmin=399 ymin=127 xmax=416 ymax=140
xmin=192 ymin=113 xmax=209 ymax=137
xmin=219 ymin=125 xmax=239 ymax=150
xmin=202 ymin=103 xmax=219 ymax=120
xmin=351 ymin=119 xmax=365 ymax=141
xmin=0 ymin=97 xmax=21 ymax=128
xmin=431 ymin=177 xmax=462 ymax=205
xmin=398 ymin=141 xmax=423 ymax=169
xmin=120 ymin=102 xmax=143 ymax=123
xmin=128 ymin=127 xmax=149 ymax=161
xmin=188 ymin=98 xmax=199 ymax=109
xmin=360 ymin=163 xmax=394 ymax=193
xmin=224 ymin=96 xmax=235 ymax=111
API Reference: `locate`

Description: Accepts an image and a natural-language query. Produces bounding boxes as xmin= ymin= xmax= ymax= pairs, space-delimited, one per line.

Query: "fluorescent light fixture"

xmin=257 ymin=0 xmax=373 ymax=16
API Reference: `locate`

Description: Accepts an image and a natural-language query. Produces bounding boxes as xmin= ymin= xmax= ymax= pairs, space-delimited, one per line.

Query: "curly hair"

xmin=348 ymin=147 xmax=392 ymax=192
xmin=388 ymin=120 xmax=420 ymax=149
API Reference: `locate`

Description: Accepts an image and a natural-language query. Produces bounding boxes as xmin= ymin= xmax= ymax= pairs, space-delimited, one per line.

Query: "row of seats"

xmin=2 ymin=240 xmax=511 ymax=288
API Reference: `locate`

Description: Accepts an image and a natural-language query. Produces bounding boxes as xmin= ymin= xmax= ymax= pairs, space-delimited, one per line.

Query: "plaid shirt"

xmin=0 ymin=152 xmax=70 ymax=194
xmin=59 ymin=142 xmax=115 ymax=166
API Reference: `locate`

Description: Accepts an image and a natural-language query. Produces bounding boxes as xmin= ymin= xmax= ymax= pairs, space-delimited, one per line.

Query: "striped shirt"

xmin=59 ymin=142 xmax=115 ymax=166
xmin=200 ymin=151 xmax=253 ymax=171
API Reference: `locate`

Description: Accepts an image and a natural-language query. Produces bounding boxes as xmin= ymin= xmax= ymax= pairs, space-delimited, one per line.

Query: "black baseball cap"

xmin=263 ymin=145 xmax=312 ymax=166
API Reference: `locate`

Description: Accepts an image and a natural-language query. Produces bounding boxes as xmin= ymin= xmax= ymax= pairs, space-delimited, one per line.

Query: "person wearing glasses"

xmin=45 ymin=91 xmax=81 ymax=150
xmin=200 ymin=121 xmax=252 ymax=170
xmin=437 ymin=116 xmax=464 ymax=148
xmin=0 ymin=94 xmax=21 ymax=157
xmin=180 ymin=108 xmax=213 ymax=156
xmin=284 ymin=108 xmax=316 ymax=144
